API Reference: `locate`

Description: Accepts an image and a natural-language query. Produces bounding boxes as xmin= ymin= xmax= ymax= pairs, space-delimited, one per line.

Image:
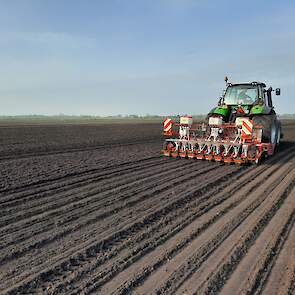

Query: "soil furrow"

xmin=0 ymin=158 xmax=194 ymax=228
xmin=0 ymin=165 xmax=241 ymax=293
xmin=0 ymin=155 xmax=163 ymax=203
xmin=1 ymin=122 xmax=294 ymax=295
xmin=96 ymin=154 xmax=294 ymax=295
xmin=55 ymin=158 xmax=282 ymax=294
xmin=218 ymin=185 xmax=295 ymax=295
xmin=0 ymin=162 xmax=216 ymax=264
xmin=131 ymin=160 xmax=295 ymax=295
xmin=175 ymin=168 xmax=295 ymax=295
xmin=0 ymin=135 xmax=160 ymax=161
xmin=261 ymin=217 xmax=295 ymax=295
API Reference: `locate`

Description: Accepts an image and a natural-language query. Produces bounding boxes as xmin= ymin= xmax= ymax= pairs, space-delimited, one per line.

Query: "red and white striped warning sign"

xmin=163 ymin=117 xmax=172 ymax=132
xmin=241 ymin=119 xmax=253 ymax=137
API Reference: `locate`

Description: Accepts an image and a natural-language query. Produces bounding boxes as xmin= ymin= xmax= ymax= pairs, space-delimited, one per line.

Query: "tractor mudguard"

xmin=250 ymin=105 xmax=272 ymax=115
xmin=209 ymin=105 xmax=230 ymax=118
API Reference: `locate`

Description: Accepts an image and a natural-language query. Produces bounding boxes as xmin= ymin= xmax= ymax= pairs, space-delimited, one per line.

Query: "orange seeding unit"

xmin=161 ymin=116 xmax=275 ymax=164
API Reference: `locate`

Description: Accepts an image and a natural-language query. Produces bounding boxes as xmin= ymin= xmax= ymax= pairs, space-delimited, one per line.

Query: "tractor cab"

xmin=208 ymin=81 xmax=280 ymax=124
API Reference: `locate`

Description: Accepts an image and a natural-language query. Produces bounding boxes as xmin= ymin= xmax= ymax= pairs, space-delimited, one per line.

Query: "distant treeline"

xmin=0 ymin=114 xmax=165 ymax=125
xmin=0 ymin=114 xmax=207 ymax=121
xmin=279 ymin=114 xmax=295 ymax=119
xmin=0 ymin=114 xmax=293 ymax=125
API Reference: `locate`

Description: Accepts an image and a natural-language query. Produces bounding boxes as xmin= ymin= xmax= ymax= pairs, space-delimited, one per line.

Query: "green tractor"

xmin=162 ymin=78 xmax=282 ymax=164
xmin=208 ymin=77 xmax=282 ymax=146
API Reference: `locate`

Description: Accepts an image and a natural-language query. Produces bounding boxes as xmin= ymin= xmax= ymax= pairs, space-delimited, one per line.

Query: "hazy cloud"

xmin=0 ymin=0 xmax=294 ymax=115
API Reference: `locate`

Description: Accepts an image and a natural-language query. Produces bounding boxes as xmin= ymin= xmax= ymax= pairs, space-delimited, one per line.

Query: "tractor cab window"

xmin=266 ymin=90 xmax=273 ymax=108
xmin=223 ymin=85 xmax=258 ymax=105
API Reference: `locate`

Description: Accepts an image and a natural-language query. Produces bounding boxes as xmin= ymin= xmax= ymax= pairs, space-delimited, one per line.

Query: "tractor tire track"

xmin=1 ymin=165 xmax=241 ymax=293
xmin=175 ymin=166 xmax=295 ymax=295
xmin=0 ymin=160 xmax=211 ymax=261
xmin=112 ymin=153 xmax=295 ymax=295
xmin=261 ymin=217 xmax=295 ymax=295
xmin=0 ymin=162 xmax=233 ymax=291
xmin=0 ymin=157 xmax=193 ymax=225
xmin=53 ymin=152 xmax=294 ymax=295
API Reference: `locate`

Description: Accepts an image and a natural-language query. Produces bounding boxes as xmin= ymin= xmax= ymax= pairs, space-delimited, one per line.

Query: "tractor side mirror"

xmin=275 ymin=88 xmax=281 ymax=95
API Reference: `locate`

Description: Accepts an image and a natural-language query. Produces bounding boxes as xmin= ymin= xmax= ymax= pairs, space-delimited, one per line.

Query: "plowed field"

xmin=0 ymin=121 xmax=294 ymax=295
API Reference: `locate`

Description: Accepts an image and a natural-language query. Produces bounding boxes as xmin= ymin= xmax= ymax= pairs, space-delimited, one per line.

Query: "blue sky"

xmin=0 ymin=0 xmax=294 ymax=115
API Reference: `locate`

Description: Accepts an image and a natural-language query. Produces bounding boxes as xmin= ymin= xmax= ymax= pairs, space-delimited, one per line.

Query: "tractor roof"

xmin=229 ymin=82 xmax=266 ymax=88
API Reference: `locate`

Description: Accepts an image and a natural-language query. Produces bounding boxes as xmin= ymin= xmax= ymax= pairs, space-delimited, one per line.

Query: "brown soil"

xmin=0 ymin=121 xmax=294 ymax=295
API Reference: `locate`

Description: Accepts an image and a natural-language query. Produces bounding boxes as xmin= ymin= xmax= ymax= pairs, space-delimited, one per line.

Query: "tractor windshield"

xmin=223 ymin=85 xmax=258 ymax=105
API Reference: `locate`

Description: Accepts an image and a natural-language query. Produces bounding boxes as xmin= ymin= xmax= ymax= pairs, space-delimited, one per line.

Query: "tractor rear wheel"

xmin=252 ymin=115 xmax=279 ymax=144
